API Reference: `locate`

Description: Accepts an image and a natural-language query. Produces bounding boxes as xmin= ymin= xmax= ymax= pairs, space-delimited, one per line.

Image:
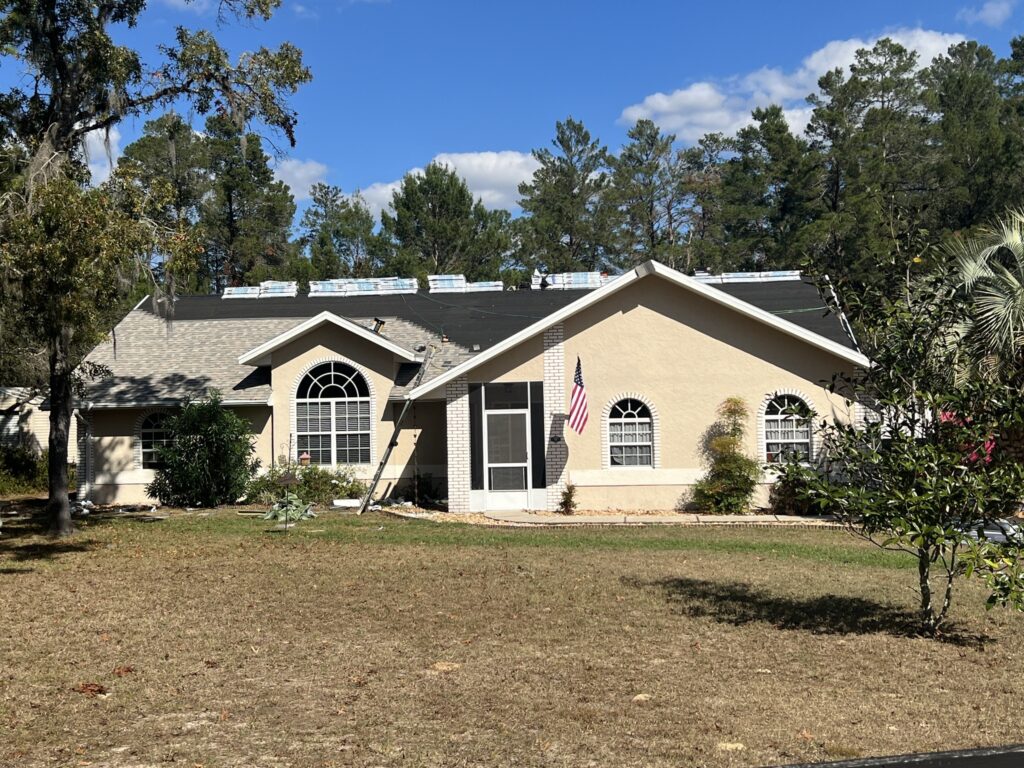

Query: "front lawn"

xmin=1 ymin=509 xmax=1022 ymax=767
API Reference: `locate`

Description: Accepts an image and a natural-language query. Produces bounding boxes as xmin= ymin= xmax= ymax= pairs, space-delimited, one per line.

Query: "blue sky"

xmin=90 ymin=0 xmax=1021 ymax=218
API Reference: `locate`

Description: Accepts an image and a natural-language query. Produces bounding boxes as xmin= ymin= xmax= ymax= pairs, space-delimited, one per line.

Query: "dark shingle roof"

xmin=146 ymin=279 xmax=854 ymax=352
xmin=82 ymin=277 xmax=855 ymax=406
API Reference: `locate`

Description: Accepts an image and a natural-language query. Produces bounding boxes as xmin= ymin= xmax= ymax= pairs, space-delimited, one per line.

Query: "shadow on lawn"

xmin=624 ymin=576 xmax=989 ymax=647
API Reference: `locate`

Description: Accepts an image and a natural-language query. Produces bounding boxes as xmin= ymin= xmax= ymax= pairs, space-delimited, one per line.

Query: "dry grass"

xmin=1 ymin=506 xmax=1022 ymax=768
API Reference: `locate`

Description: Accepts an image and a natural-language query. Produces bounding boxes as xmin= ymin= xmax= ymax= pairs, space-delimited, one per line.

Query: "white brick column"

xmin=543 ymin=324 xmax=568 ymax=511
xmin=445 ymin=376 xmax=471 ymax=513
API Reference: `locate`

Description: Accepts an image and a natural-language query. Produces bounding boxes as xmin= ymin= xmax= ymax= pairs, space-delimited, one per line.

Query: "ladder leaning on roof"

xmin=357 ymin=345 xmax=436 ymax=514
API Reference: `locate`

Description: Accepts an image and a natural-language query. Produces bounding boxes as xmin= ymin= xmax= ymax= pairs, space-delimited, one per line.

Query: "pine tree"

xmin=518 ymin=117 xmax=620 ymax=272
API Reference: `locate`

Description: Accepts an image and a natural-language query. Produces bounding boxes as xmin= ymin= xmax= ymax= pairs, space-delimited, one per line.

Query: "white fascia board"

xmin=407 ymin=261 xmax=869 ymax=400
xmin=238 ymin=311 xmax=420 ymax=366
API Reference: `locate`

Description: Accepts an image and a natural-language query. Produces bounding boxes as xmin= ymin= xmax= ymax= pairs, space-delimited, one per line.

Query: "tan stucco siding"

xmin=444 ymin=275 xmax=857 ymax=511
xmin=86 ymin=405 xmax=272 ymax=506
xmin=560 ymin=277 xmax=855 ymax=481
xmin=269 ymin=326 xmax=397 ymax=475
xmin=468 ymin=334 xmax=544 ymax=384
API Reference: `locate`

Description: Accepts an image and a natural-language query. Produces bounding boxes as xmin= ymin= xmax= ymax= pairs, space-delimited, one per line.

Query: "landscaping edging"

xmin=386 ymin=508 xmax=843 ymax=528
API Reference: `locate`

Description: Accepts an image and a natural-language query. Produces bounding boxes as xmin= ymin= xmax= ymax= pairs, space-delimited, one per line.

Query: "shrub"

xmin=768 ymin=461 xmax=817 ymax=517
xmin=147 ymin=392 xmax=259 ymax=507
xmin=244 ymin=462 xmax=367 ymax=506
xmin=558 ymin=483 xmax=578 ymax=515
xmin=0 ymin=446 xmax=73 ymax=496
xmin=692 ymin=397 xmax=761 ymax=515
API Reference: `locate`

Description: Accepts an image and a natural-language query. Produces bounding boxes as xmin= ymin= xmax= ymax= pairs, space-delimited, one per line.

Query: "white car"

xmin=963 ymin=518 xmax=1023 ymax=546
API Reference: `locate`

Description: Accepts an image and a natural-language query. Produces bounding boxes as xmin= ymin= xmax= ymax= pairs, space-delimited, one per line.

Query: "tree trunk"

xmin=918 ymin=550 xmax=937 ymax=634
xmin=47 ymin=329 xmax=74 ymax=537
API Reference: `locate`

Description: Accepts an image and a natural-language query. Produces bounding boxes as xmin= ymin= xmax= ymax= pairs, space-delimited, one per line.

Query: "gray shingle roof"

xmin=81 ymin=309 xmax=472 ymax=405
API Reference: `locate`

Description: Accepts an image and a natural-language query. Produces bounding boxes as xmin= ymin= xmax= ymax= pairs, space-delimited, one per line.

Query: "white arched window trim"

xmin=757 ymin=388 xmax=818 ymax=463
xmin=290 ymin=356 xmax=377 ymax=467
xmin=134 ymin=409 xmax=172 ymax=470
xmin=601 ymin=393 xmax=661 ymax=469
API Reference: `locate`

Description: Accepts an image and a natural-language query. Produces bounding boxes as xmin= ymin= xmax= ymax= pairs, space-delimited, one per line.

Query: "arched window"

xmin=295 ymin=361 xmax=372 ymax=465
xmin=764 ymin=394 xmax=812 ymax=462
xmin=608 ymin=398 xmax=653 ymax=467
xmin=139 ymin=413 xmax=171 ymax=469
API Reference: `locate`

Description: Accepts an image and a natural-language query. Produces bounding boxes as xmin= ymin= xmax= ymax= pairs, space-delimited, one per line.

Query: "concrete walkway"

xmin=483 ymin=510 xmax=842 ymax=527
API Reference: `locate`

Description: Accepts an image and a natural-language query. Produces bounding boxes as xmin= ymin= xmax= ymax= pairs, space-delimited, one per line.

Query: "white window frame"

xmin=763 ymin=393 xmax=813 ymax=463
xmin=294 ymin=361 xmax=373 ymax=467
xmin=607 ymin=398 xmax=654 ymax=468
xmin=139 ymin=412 xmax=171 ymax=469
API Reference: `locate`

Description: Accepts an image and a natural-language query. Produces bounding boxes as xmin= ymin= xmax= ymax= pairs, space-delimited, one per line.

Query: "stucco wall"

xmin=86 ymin=405 xmax=272 ymax=506
xmin=440 ymin=275 xmax=857 ymax=512
xmin=468 ymin=334 xmax=544 ymax=384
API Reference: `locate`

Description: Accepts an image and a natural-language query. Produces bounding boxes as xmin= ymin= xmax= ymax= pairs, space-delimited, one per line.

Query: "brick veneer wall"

xmin=445 ymin=376 xmax=470 ymax=513
xmin=543 ymin=325 xmax=567 ymax=511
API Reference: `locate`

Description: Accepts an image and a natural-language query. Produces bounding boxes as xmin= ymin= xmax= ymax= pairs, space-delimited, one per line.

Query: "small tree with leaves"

xmin=147 ymin=392 xmax=259 ymax=508
xmin=791 ymin=273 xmax=1024 ymax=635
xmin=692 ymin=397 xmax=761 ymax=514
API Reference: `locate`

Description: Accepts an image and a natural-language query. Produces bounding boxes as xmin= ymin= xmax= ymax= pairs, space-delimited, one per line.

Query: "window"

xmin=140 ymin=413 xmax=171 ymax=469
xmin=608 ymin=398 xmax=653 ymax=467
xmin=764 ymin=394 xmax=812 ymax=462
xmin=295 ymin=362 xmax=372 ymax=465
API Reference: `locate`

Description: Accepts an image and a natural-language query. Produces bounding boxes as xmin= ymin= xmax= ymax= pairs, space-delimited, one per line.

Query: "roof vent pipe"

xmin=373 ymin=318 xmax=385 ymax=334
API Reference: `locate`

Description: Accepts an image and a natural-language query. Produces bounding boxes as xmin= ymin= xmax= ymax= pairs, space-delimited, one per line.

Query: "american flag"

xmin=568 ymin=356 xmax=589 ymax=434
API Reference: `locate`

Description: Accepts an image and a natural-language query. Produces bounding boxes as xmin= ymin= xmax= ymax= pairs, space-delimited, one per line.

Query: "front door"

xmin=484 ymin=410 xmax=530 ymax=510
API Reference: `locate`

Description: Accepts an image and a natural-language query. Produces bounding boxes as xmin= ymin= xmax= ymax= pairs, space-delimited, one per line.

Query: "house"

xmin=74 ymin=260 xmax=869 ymax=511
xmin=1 ymin=387 xmax=77 ymax=458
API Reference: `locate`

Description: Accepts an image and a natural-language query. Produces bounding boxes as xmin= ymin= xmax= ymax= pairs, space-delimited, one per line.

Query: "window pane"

xmin=487 ymin=413 xmax=527 ymax=463
xmin=484 ymin=382 xmax=529 ymax=410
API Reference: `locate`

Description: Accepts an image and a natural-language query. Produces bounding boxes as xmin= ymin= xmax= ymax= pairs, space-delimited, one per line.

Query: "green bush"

xmin=692 ymin=397 xmax=761 ymax=515
xmin=244 ymin=462 xmax=367 ymax=506
xmin=558 ymin=483 xmax=578 ymax=515
xmin=147 ymin=392 xmax=260 ymax=507
xmin=0 ymin=446 xmax=73 ymax=496
xmin=768 ymin=461 xmax=818 ymax=517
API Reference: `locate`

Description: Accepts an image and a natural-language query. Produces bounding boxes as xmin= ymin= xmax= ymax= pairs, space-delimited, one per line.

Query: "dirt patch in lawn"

xmin=1 ymin=509 xmax=1022 ymax=767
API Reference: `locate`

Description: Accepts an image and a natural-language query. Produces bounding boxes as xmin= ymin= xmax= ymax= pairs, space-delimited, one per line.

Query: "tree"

xmin=717 ymin=106 xmax=820 ymax=272
xmin=119 ymin=113 xmax=210 ymax=290
xmin=380 ymin=162 xmax=511 ymax=281
xmin=792 ymin=274 xmax=1024 ymax=635
xmin=804 ymin=39 xmax=935 ymax=297
xmin=612 ymin=119 xmax=686 ymax=267
xmin=691 ymin=397 xmax=761 ymax=514
xmin=199 ymin=115 xmax=296 ymax=291
xmin=922 ymin=42 xmax=1006 ymax=234
xmin=947 ymin=208 xmax=1024 ymax=381
xmin=677 ymin=133 xmax=729 ymax=272
xmin=300 ymin=183 xmax=383 ymax=279
xmin=518 ymin=117 xmax=620 ymax=273
xmin=0 ymin=174 xmax=187 ymax=533
xmin=147 ymin=392 xmax=260 ymax=507
xmin=0 ymin=0 xmax=310 ymax=535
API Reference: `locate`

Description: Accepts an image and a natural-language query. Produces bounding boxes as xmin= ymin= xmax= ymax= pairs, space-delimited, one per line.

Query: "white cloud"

xmin=957 ymin=0 xmax=1016 ymax=27
xmin=357 ymin=150 xmax=539 ymax=219
xmin=292 ymin=2 xmax=319 ymax=18
xmin=274 ymin=158 xmax=329 ymax=201
xmin=620 ymin=27 xmax=965 ymax=142
xmin=158 ymin=0 xmax=213 ymax=13
xmin=83 ymin=126 xmax=122 ymax=186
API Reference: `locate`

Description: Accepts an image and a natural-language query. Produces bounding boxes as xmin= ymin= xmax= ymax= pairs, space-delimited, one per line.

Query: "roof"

xmin=407 ymin=262 xmax=870 ymax=399
xmin=80 ymin=265 xmax=860 ymax=407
